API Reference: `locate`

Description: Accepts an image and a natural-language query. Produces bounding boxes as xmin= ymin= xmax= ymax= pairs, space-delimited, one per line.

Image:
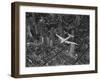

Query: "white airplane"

xmin=56 ymin=33 xmax=78 ymax=45
xmin=56 ymin=33 xmax=73 ymax=43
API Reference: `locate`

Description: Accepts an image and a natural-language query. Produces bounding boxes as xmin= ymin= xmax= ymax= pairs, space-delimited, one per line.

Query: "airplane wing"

xmin=64 ymin=36 xmax=70 ymax=41
xmin=64 ymin=41 xmax=78 ymax=45
xmin=56 ymin=34 xmax=64 ymax=40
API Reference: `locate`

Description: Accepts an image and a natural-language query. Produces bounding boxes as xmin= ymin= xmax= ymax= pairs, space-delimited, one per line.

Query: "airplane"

xmin=56 ymin=33 xmax=74 ymax=43
xmin=56 ymin=33 xmax=78 ymax=45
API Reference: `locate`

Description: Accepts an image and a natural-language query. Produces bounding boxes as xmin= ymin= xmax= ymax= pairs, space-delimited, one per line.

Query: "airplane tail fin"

xmin=68 ymin=33 xmax=74 ymax=37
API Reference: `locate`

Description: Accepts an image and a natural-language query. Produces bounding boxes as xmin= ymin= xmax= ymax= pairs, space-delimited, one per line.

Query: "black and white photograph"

xmin=11 ymin=2 xmax=97 ymax=78
xmin=26 ymin=12 xmax=90 ymax=67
